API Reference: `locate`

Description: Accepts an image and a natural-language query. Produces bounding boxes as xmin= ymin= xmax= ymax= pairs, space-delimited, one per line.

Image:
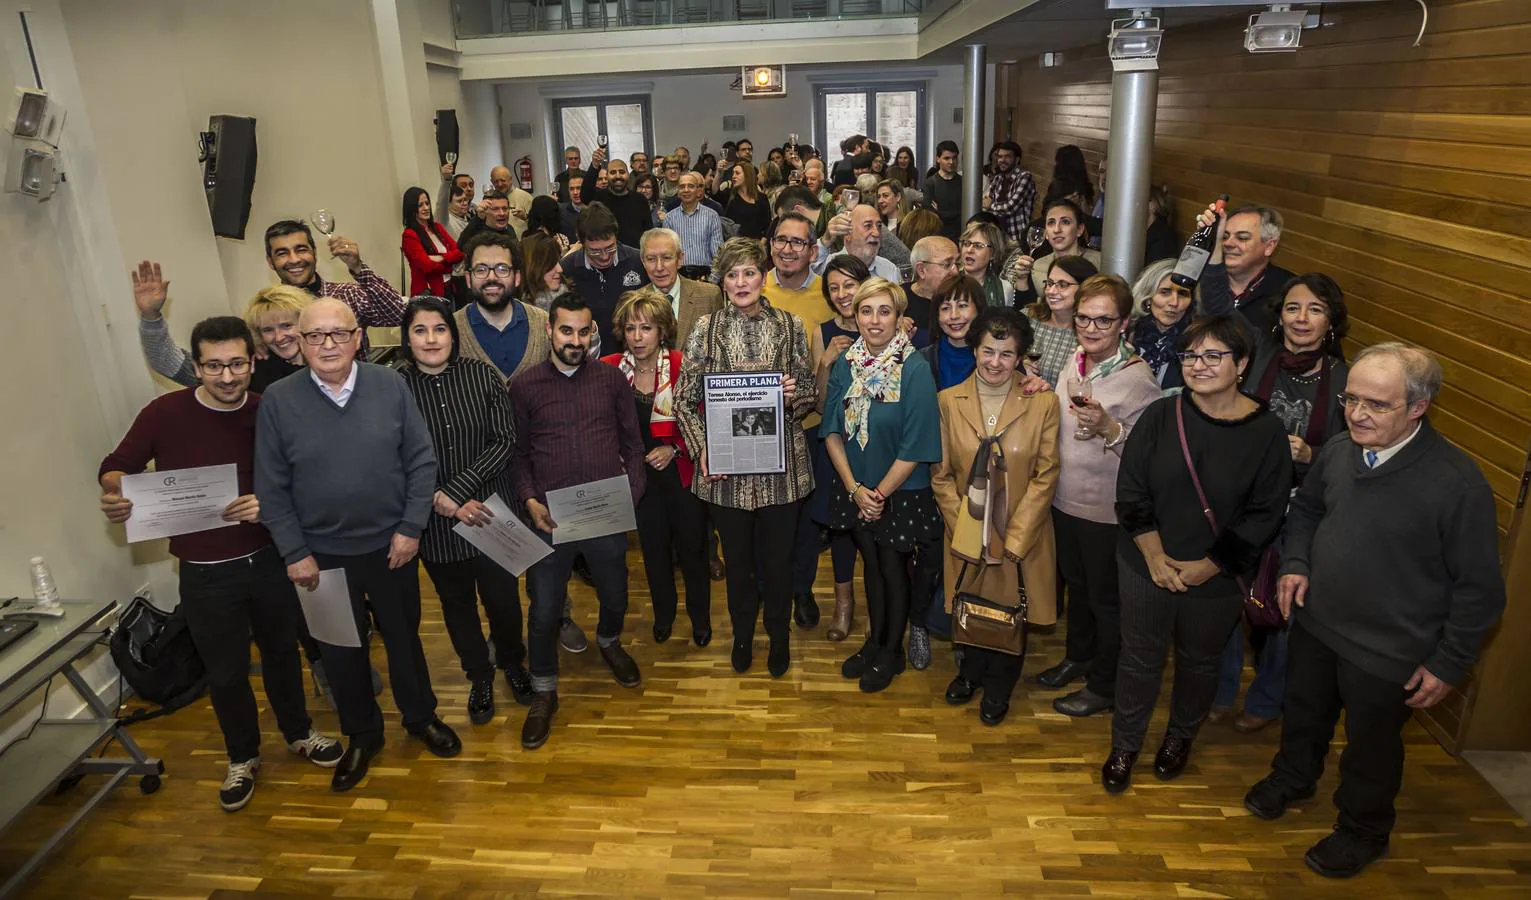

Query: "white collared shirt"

xmin=1367 ymin=422 xmax=1422 ymax=468
xmin=311 ymin=363 xmax=358 ymax=408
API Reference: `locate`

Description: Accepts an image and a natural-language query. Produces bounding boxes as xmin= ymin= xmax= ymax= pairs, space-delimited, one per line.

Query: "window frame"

xmin=550 ymin=95 xmax=655 ymax=174
xmin=812 ymin=82 xmax=928 ymax=164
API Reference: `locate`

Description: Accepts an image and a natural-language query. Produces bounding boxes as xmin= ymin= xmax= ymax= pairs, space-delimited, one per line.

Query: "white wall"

xmin=493 ymin=63 xmax=965 ymax=188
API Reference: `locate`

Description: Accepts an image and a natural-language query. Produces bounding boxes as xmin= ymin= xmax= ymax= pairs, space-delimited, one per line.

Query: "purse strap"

xmin=1174 ymin=396 xmax=1249 ymax=597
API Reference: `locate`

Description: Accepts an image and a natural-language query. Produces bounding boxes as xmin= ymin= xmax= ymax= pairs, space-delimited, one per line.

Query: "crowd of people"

xmin=100 ymin=130 xmax=1506 ymax=882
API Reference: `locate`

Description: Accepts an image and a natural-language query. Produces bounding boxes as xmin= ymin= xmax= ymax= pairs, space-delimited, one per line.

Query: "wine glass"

xmin=1068 ymin=374 xmax=1094 ymax=440
xmin=1025 ymin=224 xmax=1047 ymax=255
xmin=445 ymin=151 xmax=458 ymax=166
xmin=312 ymin=208 xmax=336 ymax=236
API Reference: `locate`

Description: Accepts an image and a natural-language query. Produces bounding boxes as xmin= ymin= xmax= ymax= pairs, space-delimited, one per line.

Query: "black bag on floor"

xmin=110 ymin=596 xmax=207 ymax=726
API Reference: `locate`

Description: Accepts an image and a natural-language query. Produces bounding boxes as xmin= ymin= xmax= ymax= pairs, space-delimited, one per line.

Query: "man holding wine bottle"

xmin=1192 ymin=201 xmax=1293 ymax=339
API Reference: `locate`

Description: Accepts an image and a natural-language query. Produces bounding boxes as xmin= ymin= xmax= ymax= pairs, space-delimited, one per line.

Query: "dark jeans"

xmin=710 ymin=501 xmax=799 ymax=644
xmin=311 ymin=548 xmax=437 ymax=740
xmin=421 ymin=554 xmax=525 ymax=682
xmin=851 ymin=525 xmax=940 ymax=659
xmin=1111 ymin=556 xmax=1244 ymax=753
xmin=635 ymin=464 xmax=711 ymax=632
xmin=179 ymin=546 xmax=311 ymax=763
xmin=1268 ymin=621 xmax=1414 ymax=841
xmin=524 ymin=530 xmax=629 ymax=692
xmin=1215 ymin=621 xmax=1289 ymax=718
xmin=1054 ymin=509 xmax=1122 ymax=699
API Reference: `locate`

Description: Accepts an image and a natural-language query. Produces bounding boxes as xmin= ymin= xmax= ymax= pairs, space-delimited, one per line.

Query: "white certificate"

xmin=544 ymin=475 xmax=638 ymax=545
xmin=451 ymin=493 xmax=553 ymax=576
xmin=295 ymin=568 xmax=362 ymax=648
xmin=120 ymin=464 xmax=241 ymax=544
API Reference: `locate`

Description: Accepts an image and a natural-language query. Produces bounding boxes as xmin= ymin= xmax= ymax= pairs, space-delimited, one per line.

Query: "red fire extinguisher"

xmin=515 ymin=155 xmax=534 ymax=192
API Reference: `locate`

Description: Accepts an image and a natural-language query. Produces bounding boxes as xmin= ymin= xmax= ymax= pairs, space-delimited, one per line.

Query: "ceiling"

xmin=923 ymin=0 xmax=1249 ymax=63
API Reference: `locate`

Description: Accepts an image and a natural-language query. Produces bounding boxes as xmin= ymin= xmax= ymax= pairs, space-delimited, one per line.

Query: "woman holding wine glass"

xmin=1023 ymin=255 xmax=1097 ymax=388
xmin=1008 ymin=199 xmax=1102 ymax=303
xmin=400 ymin=187 xmax=464 ymax=299
xmin=1036 ymin=275 xmax=1165 ymax=721
xmin=1127 ymin=259 xmax=1197 ymax=391
xmin=958 ymin=220 xmax=1013 ymax=309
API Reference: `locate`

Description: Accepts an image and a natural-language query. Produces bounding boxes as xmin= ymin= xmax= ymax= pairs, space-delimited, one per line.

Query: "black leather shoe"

xmin=944 ymin=676 xmax=978 ymax=705
xmin=841 ymin=642 xmax=876 ymax=679
xmin=767 ymin=637 xmax=790 ymax=678
xmin=521 ymin=691 xmax=558 ymax=750
xmin=1102 ymin=748 xmax=1137 ymax=794
xmin=693 ymin=626 xmax=712 ymax=647
xmin=504 ymin=665 xmax=534 ymax=706
xmin=653 ymin=623 xmax=673 ymax=644
xmin=1305 ymin=828 xmax=1388 ymax=879
xmin=978 ymin=699 xmax=1009 ymax=726
xmin=1153 ymin=736 xmax=1192 ymax=781
xmin=1244 ymin=775 xmax=1316 ymax=821
xmin=731 ymin=638 xmax=752 ymax=673
xmin=408 ymin=718 xmax=462 ymax=758
xmin=859 ymin=651 xmax=899 ymax=693
xmin=1035 ymin=658 xmax=1090 ymax=689
xmin=331 ymin=736 xmax=384 ymax=792
xmin=467 ymin=676 xmax=495 ymax=725
xmin=792 ymin=592 xmax=821 ymax=628
xmin=599 ymin=642 xmax=641 ymax=687
xmin=1052 ymin=687 xmax=1113 ymax=717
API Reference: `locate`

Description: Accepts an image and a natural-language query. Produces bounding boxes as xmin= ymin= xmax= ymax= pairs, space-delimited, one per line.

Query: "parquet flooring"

xmin=2 ymin=551 xmax=1528 ymax=898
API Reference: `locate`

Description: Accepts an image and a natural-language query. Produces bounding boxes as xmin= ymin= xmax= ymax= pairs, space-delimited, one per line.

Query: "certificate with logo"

xmin=120 ymin=464 xmax=240 ymax=544
xmin=452 ymin=493 xmax=554 ymax=575
xmin=544 ymin=475 xmax=638 ymax=545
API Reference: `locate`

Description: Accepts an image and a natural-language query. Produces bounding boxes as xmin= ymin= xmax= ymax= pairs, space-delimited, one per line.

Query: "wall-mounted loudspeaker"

xmin=200 ymin=115 xmax=257 ymax=240
xmin=435 ymin=109 xmax=459 ymax=164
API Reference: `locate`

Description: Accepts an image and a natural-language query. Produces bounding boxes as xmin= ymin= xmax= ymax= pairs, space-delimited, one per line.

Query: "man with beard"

xmin=262 ymin=220 xmax=405 ymax=340
xmin=509 ymin=293 xmax=648 ymax=750
xmin=811 ymin=203 xmax=901 ymax=283
xmin=581 ymin=149 xmax=652 ymax=248
xmin=458 ymin=191 xmax=519 ymax=249
xmin=982 ymin=140 xmax=1036 ymax=248
xmin=452 ymin=231 xmax=550 ymax=385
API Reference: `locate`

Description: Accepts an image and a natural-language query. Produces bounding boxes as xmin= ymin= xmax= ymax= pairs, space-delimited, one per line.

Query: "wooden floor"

xmin=3 ymin=553 xmax=1528 ymax=899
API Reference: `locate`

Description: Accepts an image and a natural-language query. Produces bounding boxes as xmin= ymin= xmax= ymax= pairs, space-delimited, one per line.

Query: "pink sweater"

xmin=1051 ymin=355 xmax=1165 ymax=524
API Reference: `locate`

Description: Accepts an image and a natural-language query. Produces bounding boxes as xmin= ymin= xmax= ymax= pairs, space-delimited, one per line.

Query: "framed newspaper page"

xmin=703 ymin=372 xmax=786 ymax=475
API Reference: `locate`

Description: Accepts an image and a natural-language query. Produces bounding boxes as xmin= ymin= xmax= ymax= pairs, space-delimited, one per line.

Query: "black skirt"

xmin=827 ymin=485 xmax=943 ymax=553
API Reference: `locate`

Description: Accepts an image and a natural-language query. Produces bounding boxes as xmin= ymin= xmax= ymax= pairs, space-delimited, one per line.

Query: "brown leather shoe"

xmin=1233 ymin=710 xmax=1278 ymax=733
xmin=1206 ymin=705 xmax=1234 ymax=725
xmin=826 ymin=582 xmax=854 ymax=642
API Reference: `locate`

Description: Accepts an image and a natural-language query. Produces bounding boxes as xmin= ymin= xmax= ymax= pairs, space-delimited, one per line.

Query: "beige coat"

xmin=930 ymin=374 xmax=1061 ymax=626
xmin=675 ymin=277 xmax=723 ymax=350
xmin=454 ymin=300 xmax=550 ymax=386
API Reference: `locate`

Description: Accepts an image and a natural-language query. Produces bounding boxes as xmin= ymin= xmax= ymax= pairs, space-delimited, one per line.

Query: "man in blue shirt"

xmin=658 ymin=172 xmax=723 ymax=279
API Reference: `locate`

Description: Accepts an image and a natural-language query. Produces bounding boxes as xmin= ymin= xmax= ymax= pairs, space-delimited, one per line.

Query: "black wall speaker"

xmin=435 ymin=109 xmax=459 ymax=164
xmin=201 ymin=115 xmax=257 ymax=239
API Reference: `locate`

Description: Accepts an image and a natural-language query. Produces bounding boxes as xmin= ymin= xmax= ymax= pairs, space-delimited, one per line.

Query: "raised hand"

xmin=130 ymin=260 xmax=170 ymax=320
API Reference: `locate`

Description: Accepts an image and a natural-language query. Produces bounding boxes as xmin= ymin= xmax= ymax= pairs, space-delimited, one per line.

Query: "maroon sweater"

xmin=509 ymin=360 xmax=647 ymax=510
xmin=99 ymin=389 xmax=269 ymax=563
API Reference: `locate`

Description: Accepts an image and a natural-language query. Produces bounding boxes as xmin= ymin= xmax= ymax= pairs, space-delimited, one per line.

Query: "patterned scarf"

xmin=841 ymin=330 xmax=914 ymax=450
xmin=1076 ymin=337 xmax=1137 ymax=383
xmin=618 ymin=349 xmax=679 ymax=440
xmin=951 ymin=430 xmax=1011 ymax=566
xmin=1130 ymin=315 xmax=1187 ymax=383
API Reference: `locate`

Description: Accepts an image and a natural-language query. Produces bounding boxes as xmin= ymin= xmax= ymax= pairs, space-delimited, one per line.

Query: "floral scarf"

xmin=618 ymin=349 xmax=679 ymax=441
xmin=841 ymin=330 xmax=914 ymax=450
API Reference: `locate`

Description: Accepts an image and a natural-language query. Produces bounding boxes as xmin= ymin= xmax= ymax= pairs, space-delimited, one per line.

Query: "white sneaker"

xmin=219 ymin=758 xmax=259 ymax=812
xmin=288 ymin=729 xmax=345 ymax=768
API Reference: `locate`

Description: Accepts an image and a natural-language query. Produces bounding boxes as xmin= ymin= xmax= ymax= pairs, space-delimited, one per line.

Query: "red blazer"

xmin=600 ymin=349 xmax=695 ymax=488
xmin=401 ymin=222 xmax=464 ymax=297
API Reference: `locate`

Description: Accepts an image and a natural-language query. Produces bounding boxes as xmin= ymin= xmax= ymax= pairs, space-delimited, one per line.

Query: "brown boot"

xmin=826 ymin=582 xmax=855 ymax=642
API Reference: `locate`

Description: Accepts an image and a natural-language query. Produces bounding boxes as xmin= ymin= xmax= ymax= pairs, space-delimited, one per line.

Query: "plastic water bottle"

xmin=29 ymin=557 xmax=60 ymax=604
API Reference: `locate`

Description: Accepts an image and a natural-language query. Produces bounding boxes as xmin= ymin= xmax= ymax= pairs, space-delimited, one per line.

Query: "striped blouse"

xmin=398 ymin=357 xmax=516 ymax=564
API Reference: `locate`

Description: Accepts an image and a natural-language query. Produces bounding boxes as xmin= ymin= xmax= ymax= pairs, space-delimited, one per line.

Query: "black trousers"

xmin=851 ymin=525 xmax=940 ymax=661
xmin=525 ymin=531 xmax=629 ymax=692
xmin=959 ymin=638 xmax=1028 ymax=706
xmin=1268 ymin=621 xmax=1414 ymax=841
xmin=1111 ymin=557 xmax=1243 ymax=753
xmin=1054 ymin=509 xmax=1123 ymax=699
xmin=710 ymin=500 xmax=799 ymax=644
xmin=179 ymin=546 xmax=311 ymax=763
xmin=311 ymin=548 xmax=437 ymax=740
xmin=421 ymin=554 xmax=525 ymax=682
xmin=635 ymin=464 xmax=711 ymax=632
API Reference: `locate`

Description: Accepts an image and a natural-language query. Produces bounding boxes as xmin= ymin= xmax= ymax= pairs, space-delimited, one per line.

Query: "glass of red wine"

xmin=1068 ymin=373 xmax=1094 ymax=440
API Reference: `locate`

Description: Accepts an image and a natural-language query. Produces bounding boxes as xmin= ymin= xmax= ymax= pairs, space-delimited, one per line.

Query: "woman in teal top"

xmin=823 ymin=276 xmax=944 ymax=693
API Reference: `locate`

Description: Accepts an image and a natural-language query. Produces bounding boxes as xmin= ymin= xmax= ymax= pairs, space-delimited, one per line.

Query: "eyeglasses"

xmin=1337 ymin=392 xmax=1403 ymax=415
xmin=771 ymin=236 xmax=813 ymax=250
xmin=959 ymin=240 xmax=991 ymax=252
xmin=1043 ymin=279 xmax=1077 ymax=291
xmin=1178 ymin=350 xmax=1233 ymax=366
xmin=197 ymin=359 xmax=252 ymax=375
xmin=1073 ymin=313 xmax=1121 ymax=331
xmin=585 ymin=245 xmax=618 ymax=258
xmin=642 ymin=254 xmax=678 ymax=265
xmin=470 ymin=263 xmax=515 ymax=278
xmin=301 ymin=328 xmax=359 ymax=346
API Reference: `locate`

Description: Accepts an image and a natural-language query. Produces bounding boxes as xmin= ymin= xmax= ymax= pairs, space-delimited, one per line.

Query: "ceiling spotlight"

xmin=1108 ymin=11 xmax=1163 ymax=72
xmin=1245 ymin=5 xmax=1307 ymax=53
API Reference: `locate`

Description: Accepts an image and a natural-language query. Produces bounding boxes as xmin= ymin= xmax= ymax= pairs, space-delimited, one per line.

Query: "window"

xmin=551 ymin=96 xmax=654 ymax=177
xmin=814 ymin=83 xmax=926 ymax=163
